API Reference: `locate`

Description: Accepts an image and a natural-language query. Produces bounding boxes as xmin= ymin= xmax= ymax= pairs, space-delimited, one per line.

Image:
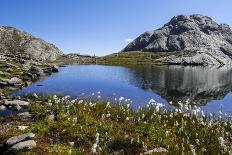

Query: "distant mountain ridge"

xmin=0 ymin=26 xmax=63 ymax=61
xmin=122 ymin=14 xmax=232 ymax=65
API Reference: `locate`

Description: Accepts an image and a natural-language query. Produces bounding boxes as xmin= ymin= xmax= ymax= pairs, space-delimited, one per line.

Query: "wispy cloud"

xmin=125 ymin=38 xmax=133 ymax=43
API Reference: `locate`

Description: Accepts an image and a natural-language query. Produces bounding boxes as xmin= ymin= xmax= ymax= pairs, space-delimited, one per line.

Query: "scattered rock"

xmin=7 ymin=77 xmax=22 ymax=86
xmin=9 ymin=140 xmax=36 ymax=152
xmin=6 ymin=133 xmax=35 ymax=146
xmin=52 ymin=65 xmax=59 ymax=72
xmin=30 ymin=66 xmax=44 ymax=77
xmin=0 ymin=105 xmax=6 ymax=110
xmin=25 ymin=81 xmax=32 ymax=87
xmin=4 ymin=100 xmax=30 ymax=107
xmin=143 ymin=147 xmax=168 ymax=154
xmin=17 ymin=126 xmax=29 ymax=131
xmin=17 ymin=112 xmax=31 ymax=117
xmin=12 ymin=104 xmax=21 ymax=111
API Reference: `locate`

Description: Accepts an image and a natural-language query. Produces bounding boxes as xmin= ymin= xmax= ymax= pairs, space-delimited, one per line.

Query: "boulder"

xmin=30 ymin=66 xmax=44 ymax=76
xmin=7 ymin=77 xmax=22 ymax=86
xmin=143 ymin=147 xmax=168 ymax=154
xmin=6 ymin=133 xmax=35 ymax=146
xmin=0 ymin=105 xmax=6 ymax=110
xmin=17 ymin=112 xmax=31 ymax=117
xmin=9 ymin=140 xmax=36 ymax=152
xmin=4 ymin=100 xmax=30 ymax=107
xmin=52 ymin=65 xmax=59 ymax=72
xmin=12 ymin=104 xmax=22 ymax=111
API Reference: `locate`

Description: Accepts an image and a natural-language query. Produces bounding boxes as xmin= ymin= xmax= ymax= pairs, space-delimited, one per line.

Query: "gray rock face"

xmin=122 ymin=14 xmax=232 ymax=65
xmin=9 ymin=140 xmax=36 ymax=152
xmin=0 ymin=26 xmax=63 ymax=61
xmin=6 ymin=133 xmax=35 ymax=146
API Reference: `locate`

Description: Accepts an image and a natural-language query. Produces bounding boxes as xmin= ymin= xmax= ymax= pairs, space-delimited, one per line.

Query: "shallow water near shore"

xmin=13 ymin=64 xmax=232 ymax=114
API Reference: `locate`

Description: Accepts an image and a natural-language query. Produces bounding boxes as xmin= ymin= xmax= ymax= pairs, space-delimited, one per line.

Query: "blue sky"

xmin=0 ymin=0 xmax=231 ymax=56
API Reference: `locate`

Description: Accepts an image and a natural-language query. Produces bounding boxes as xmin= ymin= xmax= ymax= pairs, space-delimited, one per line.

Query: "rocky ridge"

xmin=0 ymin=26 xmax=63 ymax=61
xmin=122 ymin=14 xmax=232 ymax=65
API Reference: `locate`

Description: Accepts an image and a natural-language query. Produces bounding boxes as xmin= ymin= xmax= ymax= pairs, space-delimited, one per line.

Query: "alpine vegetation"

xmin=1 ymin=94 xmax=231 ymax=154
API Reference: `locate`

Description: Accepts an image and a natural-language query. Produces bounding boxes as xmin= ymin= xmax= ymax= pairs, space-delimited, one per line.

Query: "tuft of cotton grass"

xmin=92 ymin=133 xmax=100 ymax=154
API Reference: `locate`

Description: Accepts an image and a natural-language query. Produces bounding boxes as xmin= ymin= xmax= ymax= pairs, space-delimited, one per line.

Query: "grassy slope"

xmin=96 ymin=51 xmax=175 ymax=65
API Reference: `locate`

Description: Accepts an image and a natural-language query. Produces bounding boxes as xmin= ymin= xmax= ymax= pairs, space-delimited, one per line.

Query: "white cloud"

xmin=125 ymin=38 xmax=133 ymax=43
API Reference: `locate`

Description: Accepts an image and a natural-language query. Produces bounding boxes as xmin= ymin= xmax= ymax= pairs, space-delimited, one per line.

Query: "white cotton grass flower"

xmin=92 ymin=133 xmax=100 ymax=154
xmin=190 ymin=144 xmax=196 ymax=155
xmin=119 ymin=97 xmax=125 ymax=102
xmin=71 ymin=99 xmax=77 ymax=104
xmin=78 ymin=100 xmax=84 ymax=104
xmin=218 ymin=137 xmax=225 ymax=148
xmin=106 ymin=113 xmax=111 ymax=118
xmin=105 ymin=102 xmax=111 ymax=108
xmin=68 ymin=141 xmax=75 ymax=146
xmin=33 ymin=93 xmax=38 ymax=98
xmin=142 ymin=113 xmax=145 ymax=119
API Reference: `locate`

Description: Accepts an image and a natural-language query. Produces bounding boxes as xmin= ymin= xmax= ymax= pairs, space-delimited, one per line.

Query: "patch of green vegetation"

xmin=96 ymin=51 xmax=174 ymax=65
xmin=2 ymin=87 xmax=10 ymax=96
xmin=1 ymin=95 xmax=231 ymax=154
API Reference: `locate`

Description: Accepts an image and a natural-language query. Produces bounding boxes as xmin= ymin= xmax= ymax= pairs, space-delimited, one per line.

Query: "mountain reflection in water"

xmin=128 ymin=65 xmax=232 ymax=105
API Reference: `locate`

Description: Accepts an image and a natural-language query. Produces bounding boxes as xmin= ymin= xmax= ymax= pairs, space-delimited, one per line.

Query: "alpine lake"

xmin=13 ymin=64 xmax=232 ymax=115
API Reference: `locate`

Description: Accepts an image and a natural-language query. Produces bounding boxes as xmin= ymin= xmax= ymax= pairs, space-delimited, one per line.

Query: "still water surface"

xmin=14 ymin=65 xmax=232 ymax=114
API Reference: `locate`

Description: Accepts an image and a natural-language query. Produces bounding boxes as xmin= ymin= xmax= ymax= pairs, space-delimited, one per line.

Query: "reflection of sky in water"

xmin=14 ymin=65 xmax=232 ymax=114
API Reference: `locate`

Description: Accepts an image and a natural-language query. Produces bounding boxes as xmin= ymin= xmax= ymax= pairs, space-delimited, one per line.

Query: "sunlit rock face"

xmin=129 ymin=65 xmax=232 ymax=105
xmin=0 ymin=26 xmax=63 ymax=61
xmin=122 ymin=14 xmax=232 ymax=65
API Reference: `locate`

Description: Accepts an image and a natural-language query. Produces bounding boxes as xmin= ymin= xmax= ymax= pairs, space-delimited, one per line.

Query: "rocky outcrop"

xmin=0 ymin=26 xmax=63 ymax=61
xmin=122 ymin=14 xmax=232 ymax=65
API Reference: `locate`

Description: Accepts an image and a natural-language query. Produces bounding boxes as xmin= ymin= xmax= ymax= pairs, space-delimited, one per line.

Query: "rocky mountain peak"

xmin=122 ymin=14 xmax=232 ymax=65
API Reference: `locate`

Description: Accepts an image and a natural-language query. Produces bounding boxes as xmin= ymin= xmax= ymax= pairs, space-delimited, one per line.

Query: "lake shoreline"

xmin=0 ymin=63 xmax=232 ymax=153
